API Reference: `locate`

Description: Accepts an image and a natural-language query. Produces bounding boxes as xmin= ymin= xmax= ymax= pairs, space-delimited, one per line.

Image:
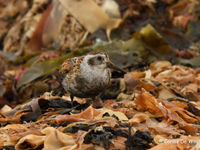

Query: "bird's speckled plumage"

xmin=60 ymin=52 xmax=111 ymax=99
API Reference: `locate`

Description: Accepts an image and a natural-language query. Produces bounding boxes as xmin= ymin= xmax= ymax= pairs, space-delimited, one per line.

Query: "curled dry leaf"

xmin=149 ymin=142 xmax=187 ymax=150
xmin=150 ymin=61 xmax=172 ymax=76
xmin=129 ymin=113 xmax=181 ymax=136
xmin=15 ymin=134 xmax=45 ymax=150
xmin=42 ymin=127 xmax=76 ymax=150
xmin=134 ymin=89 xmax=162 ymax=115
xmin=56 ymin=106 xmax=101 ymax=124
xmin=155 ymin=65 xmax=200 ymax=101
xmin=134 ymin=89 xmax=200 ymax=135
xmin=0 ymin=124 xmax=42 ymax=147
xmin=16 ymin=127 xmax=76 ymax=150
xmin=99 ymin=109 xmax=128 ymax=121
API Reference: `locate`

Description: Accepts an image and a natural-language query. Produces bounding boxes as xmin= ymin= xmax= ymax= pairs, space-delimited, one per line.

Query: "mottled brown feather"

xmin=59 ymin=59 xmax=73 ymax=74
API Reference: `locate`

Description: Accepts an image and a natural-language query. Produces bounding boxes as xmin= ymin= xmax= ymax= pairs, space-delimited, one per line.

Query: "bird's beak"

xmin=106 ymin=61 xmax=126 ymax=74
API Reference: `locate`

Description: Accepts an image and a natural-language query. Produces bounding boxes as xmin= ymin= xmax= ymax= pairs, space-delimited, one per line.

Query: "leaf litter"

xmin=0 ymin=0 xmax=200 ymax=149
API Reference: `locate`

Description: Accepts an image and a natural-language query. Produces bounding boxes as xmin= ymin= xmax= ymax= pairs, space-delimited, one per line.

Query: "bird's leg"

xmin=92 ymin=95 xmax=103 ymax=108
xmin=70 ymin=94 xmax=74 ymax=107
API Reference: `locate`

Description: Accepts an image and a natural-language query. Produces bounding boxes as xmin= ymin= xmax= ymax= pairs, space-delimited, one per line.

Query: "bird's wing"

xmin=59 ymin=58 xmax=74 ymax=74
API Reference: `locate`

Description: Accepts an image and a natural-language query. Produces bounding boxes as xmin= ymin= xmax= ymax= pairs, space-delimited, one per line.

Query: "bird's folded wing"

xmin=59 ymin=59 xmax=74 ymax=74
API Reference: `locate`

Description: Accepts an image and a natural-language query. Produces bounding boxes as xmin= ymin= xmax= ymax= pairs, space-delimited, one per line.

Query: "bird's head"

xmin=85 ymin=52 xmax=126 ymax=74
xmin=85 ymin=53 xmax=109 ymax=69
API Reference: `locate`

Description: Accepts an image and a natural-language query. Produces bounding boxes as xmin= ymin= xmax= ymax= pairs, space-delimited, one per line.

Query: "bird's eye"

xmin=97 ymin=56 xmax=103 ymax=61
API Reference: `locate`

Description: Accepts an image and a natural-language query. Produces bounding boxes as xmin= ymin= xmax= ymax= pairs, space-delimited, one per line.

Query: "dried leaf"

xmin=42 ymin=127 xmax=76 ymax=150
xmin=150 ymin=61 xmax=172 ymax=76
xmin=15 ymin=134 xmax=45 ymax=150
xmin=100 ymin=109 xmax=128 ymax=121
xmin=56 ymin=106 xmax=101 ymax=124
xmin=134 ymin=89 xmax=162 ymax=114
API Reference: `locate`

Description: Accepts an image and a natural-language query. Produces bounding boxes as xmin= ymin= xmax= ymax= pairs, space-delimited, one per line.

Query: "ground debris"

xmin=1 ymin=0 xmax=200 ymax=149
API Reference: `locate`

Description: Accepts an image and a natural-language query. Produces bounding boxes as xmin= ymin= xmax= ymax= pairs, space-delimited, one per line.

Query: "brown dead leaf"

xmin=148 ymin=120 xmax=181 ymax=136
xmin=124 ymin=73 xmax=140 ymax=91
xmin=134 ymin=89 xmax=162 ymax=115
xmin=156 ymin=100 xmax=199 ymax=135
xmin=125 ymin=71 xmax=146 ymax=79
xmin=99 ymin=109 xmax=128 ymax=121
xmin=155 ymin=65 xmax=200 ymax=101
xmin=173 ymin=15 xmax=195 ymax=28
xmin=150 ymin=61 xmax=172 ymax=76
xmin=0 ymin=139 xmax=3 ymax=149
xmin=157 ymin=85 xmax=177 ymax=100
xmin=171 ymin=101 xmax=188 ymax=109
xmin=16 ymin=127 xmax=77 ymax=150
xmin=134 ymin=89 xmax=200 ymax=135
xmin=124 ymin=71 xmax=156 ymax=92
xmin=42 ymin=127 xmax=76 ymax=150
xmin=56 ymin=106 xmax=101 ymax=124
xmin=129 ymin=113 xmax=181 ymax=136
xmin=0 ymin=105 xmax=12 ymax=117
xmin=150 ymin=142 xmax=186 ymax=150
xmin=15 ymin=134 xmax=45 ymax=150
xmin=129 ymin=113 xmax=149 ymax=125
xmin=0 ymin=124 xmax=42 ymax=147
